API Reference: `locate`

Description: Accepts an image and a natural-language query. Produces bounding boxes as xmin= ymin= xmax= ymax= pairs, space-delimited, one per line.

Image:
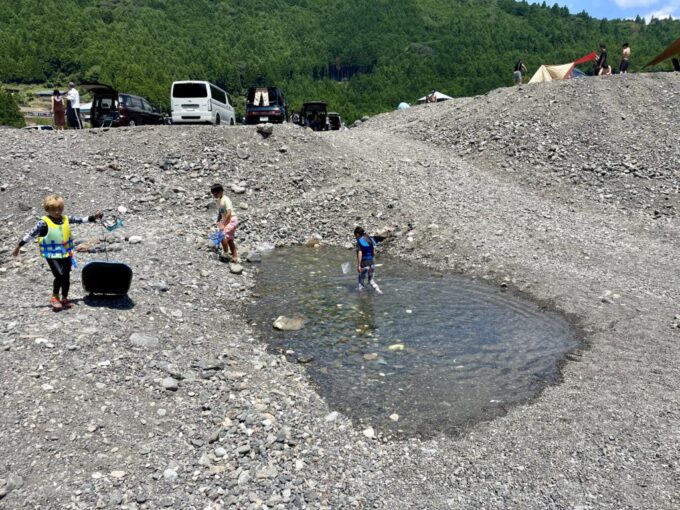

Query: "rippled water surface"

xmin=248 ymin=247 xmax=579 ymax=438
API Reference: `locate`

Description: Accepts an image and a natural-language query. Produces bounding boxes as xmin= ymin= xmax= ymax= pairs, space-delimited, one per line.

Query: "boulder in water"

xmin=273 ymin=316 xmax=305 ymax=331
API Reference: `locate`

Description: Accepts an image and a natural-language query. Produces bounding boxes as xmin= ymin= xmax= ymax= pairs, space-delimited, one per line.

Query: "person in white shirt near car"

xmin=66 ymin=82 xmax=82 ymax=129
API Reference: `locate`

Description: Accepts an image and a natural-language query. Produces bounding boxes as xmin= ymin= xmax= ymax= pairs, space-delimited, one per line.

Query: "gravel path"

xmin=1 ymin=73 xmax=679 ymax=509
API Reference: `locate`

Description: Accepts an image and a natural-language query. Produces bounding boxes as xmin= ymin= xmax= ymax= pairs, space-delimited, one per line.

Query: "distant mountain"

xmin=1 ymin=0 xmax=678 ymax=121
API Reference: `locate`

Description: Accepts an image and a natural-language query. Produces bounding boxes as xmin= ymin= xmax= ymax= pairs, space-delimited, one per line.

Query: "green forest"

xmin=0 ymin=0 xmax=678 ymax=122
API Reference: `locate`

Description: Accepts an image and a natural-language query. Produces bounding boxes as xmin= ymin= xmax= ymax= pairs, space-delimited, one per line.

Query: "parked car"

xmin=327 ymin=112 xmax=342 ymax=130
xmin=80 ymin=102 xmax=92 ymax=123
xmin=22 ymin=125 xmax=54 ymax=131
xmin=245 ymin=87 xmax=287 ymax=124
xmin=170 ymin=81 xmax=235 ymax=125
xmin=85 ymin=84 xmax=164 ymax=127
xmin=297 ymin=101 xmax=328 ymax=131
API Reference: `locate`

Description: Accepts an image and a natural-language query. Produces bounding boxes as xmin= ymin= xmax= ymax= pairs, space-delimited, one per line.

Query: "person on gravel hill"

xmin=513 ymin=60 xmax=527 ymax=85
xmin=11 ymin=195 xmax=103 ymax=311
xmin=354 ymin=226 xmax=382 ymax=294
xmin=620 ymin=43 xmax=631 ymax=74
xmin=596 ymin=44 xmax=610 ymax=76
xmin=211 ymin=183 xmax=239 ymax=263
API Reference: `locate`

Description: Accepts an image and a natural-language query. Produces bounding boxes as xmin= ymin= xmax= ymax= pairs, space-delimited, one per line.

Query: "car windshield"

xmin=97 ymin=97 xmax=117 ymax=109
xmin=173 ymin=83 xmax=208 ymax=98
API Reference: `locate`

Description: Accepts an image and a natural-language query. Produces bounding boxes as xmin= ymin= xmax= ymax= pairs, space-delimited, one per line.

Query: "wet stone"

xmin=273 ymin=316 xmax=305 ymax=331
xmin=246 ymin=251 xmax=263 ymax=263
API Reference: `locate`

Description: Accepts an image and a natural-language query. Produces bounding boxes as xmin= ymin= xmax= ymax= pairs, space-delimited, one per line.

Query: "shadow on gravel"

xmin=82 ymin=295 xmax=135 ymax=310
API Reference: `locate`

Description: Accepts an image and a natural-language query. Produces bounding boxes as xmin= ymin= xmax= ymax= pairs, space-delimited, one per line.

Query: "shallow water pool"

xmin=248 ymin=246 xmax=579 ymax=438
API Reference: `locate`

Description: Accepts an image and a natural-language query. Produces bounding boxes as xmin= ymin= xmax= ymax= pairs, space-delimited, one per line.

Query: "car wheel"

xmin=215 ymin=115 xmax=221 ymax=126
xmin=230 ymin=118 xmax=235 ymax=126
xmin=129 ymin=119 xmax=136 ymax=127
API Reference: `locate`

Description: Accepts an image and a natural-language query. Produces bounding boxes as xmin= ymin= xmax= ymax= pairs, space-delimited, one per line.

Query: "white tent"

xmin=397 ymin=102 xmax=410 ymax=110
xmin=528 ymin=63 xmax=575 ymax=83
xmin=528 ymin=52 xmax=598 ymax=84
xmin=417 ymin=91 xmax=453 ymax=104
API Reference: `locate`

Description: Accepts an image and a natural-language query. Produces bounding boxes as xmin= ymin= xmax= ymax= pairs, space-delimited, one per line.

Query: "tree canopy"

xmin=0 ymin=89 xmax=25 ymax=127
xmin=0 ymin=0 xmax=678 ymax=122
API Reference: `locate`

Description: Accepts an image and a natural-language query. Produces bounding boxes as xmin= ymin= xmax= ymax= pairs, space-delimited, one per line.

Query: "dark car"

xmin=245 ymin=87 xmax=288 ymax=124
xmin=297 ymin=101 xmax=327 ymax=131
xmin=327 ymin=112 xmax=342 ymax=130
xmin=85 ymin=84 xmax=164 ymax=128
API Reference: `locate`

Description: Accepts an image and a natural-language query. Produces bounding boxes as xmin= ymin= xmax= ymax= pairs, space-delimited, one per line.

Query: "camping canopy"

xmin=645 ymin=36 xmax=680 ymax=67
xmin=529 ymin=52 xmax=598 ymax=83
xmin=416 ymin=91 xmax=453 ymax=104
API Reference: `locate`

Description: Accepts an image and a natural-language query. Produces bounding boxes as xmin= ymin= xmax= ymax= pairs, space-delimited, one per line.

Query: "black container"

xmin=81 ymin=260 xmax=133 ymax=296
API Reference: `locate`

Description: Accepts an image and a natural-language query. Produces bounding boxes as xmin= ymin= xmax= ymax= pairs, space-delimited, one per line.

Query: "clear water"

xmin=248 ymin=247 xmax=579 ymax=438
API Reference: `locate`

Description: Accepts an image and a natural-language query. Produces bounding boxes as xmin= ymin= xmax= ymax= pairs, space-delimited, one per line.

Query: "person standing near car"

xmin=51 ymin=90 xmax=65 ymax=130
xmin=66 ymin=82 xmax=82 ymax=129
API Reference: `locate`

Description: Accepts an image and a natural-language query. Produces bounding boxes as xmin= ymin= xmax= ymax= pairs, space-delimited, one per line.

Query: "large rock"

xmin=305 ymin=237 xmax=321 ymax=248
xmin=256 ymin=124 xmax=274 ymax=137
xmin=273 ymin=316 xmax=305 ymax=331
xmin=161 ymin=377 xmax=179 ymax=391
xmin=129 ymin=333 xmax=159 ymax=349
xmin=245 ymin=251 xmax=262 ymax=263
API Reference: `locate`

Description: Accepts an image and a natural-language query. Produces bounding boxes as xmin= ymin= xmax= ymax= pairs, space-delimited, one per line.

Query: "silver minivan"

xmin=171 ymin=81 xmax=235 ymax=125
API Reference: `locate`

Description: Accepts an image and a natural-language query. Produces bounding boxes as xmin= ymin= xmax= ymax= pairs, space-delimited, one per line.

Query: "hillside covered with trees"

xmin=1 ymin=0 xmax=678 ymax=121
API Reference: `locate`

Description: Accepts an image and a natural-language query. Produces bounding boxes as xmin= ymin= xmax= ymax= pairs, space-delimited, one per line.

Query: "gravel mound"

xmin=1 ymin=73 xmax=679 ymax=509
xmin=366 ymin=73 xmax=680 ymax=218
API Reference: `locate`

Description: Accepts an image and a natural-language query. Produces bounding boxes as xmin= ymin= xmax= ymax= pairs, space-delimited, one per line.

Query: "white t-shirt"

xmin=217 ymin=195 xmax=233 ymax=221
xmin=67 ymin=88 xmax=80 ymax=109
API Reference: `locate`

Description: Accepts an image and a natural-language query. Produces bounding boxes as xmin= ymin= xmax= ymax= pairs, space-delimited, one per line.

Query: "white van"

xmin=170 ymin=81 xmax=235 ymax=125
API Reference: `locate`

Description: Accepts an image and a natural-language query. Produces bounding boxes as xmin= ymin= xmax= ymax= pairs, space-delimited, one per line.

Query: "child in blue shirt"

xmin=354 ymin=226 xmax=382 ymax=294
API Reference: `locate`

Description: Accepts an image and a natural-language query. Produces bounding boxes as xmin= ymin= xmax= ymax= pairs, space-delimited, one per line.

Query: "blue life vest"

xmin=357 ymin=236 xmax=375 ymax=261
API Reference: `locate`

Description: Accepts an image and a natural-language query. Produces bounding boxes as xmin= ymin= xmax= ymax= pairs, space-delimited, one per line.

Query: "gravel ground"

xmin=1 ymin=72 xmax=679 ymax=509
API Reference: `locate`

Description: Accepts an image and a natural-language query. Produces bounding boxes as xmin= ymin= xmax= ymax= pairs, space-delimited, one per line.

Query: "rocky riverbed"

xmin=1 ymin=72 xmax=679 ymax=509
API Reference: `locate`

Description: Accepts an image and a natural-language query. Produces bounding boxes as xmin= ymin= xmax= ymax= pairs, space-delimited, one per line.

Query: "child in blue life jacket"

xmin=354 ymin=226 xmax=382 ymax=294
xmin=12 ymin=194 xmax=103 ymax=311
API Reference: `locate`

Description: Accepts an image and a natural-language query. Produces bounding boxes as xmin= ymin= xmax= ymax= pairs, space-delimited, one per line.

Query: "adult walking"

xmin=620 ymin=43 xmax=631 ymax=74
xmin=51 ymin=90 xmax=65 ymax=130
xmin=596 ymin=44 xmax=610 ymax=76
xmin=66 ymin=82 xmax=82 ymax=129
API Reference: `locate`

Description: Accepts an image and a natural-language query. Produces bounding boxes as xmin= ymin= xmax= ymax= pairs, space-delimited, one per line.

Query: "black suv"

xmin=297 ymin=101 xmax=328 ymax=131
xmin=245 ymin=87 xmax=288 ymax=124
xmin=85 ymin=84 xmax=164 ymax=127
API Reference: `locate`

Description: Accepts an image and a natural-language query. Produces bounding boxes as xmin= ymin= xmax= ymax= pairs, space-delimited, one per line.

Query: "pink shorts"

xmin=221 ymin=215 xmax=238 ymax=241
